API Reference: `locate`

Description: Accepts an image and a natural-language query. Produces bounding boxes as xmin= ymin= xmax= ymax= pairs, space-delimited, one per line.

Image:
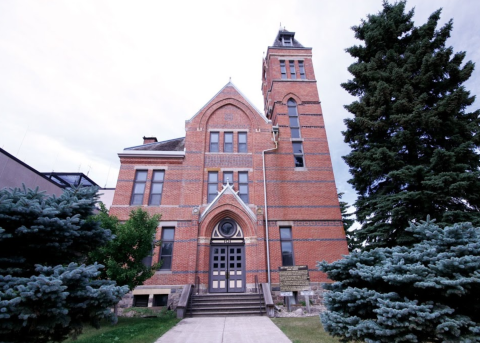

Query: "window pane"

xmin=238 ymin=143 xmax=247 ymax=153
xmin=291 ymin=128 xmax=300 ymax=138
xmin=280 ymin=228 xmax=292 ymax=239
xmin=238 ymin=133 xmax=246 ymax=143
xmin=161 ymin=242 xmax=173 ymax=255
xmin=294 ymin=156 xmax=304 ymax=167
xmin=162 ymin=228 xmax=175 ymax=241
xmin=225 ymin=133 xmax=233 ymax=143
xmin=239 ymin=194 xmax=248 ymax=203
xmin=151 ymin=183 xmax=163 ymax=193
xmin=225 ymin=143 xmax=233 ymax=152
xmin=153 ymin=294 xmax=168 ymax=306
xmin=208 ymin=184 xmax=218 ymax=194
xmin=152 ymin=171 xmax=164 ymax=181
xmin=161 ymin=256 xmax=172 ymax=269
xmin=239 ymin=172 xmax=248 ymax=183
xmin=208 ymin=172 xmax=218 ymax=182
xmin=210 ymin=142 xmax=218 ymax=152
xmin=134 ymin=183 xmax=145 ymax=194
xmin=150 ymin=194 xmax=161 ymax=205
xmin=132 ymin=194 xmax=143 ymax=205
xmin=289 ymin=116 xmax=299 ymax=127
xmin=210 ymin=132 xmax=219 ymax=142
xmin=223 ymin=172 xmax=233 ymax=184
xmin=239 ymin=185 xmax=248 ymax=194
xmin=288 ymin=105 xmax=297 ymax=117
xmin=292 ymin=143 xmax=303 ymax=154
xmin=136 ymin=171 xmax=147 ymax=181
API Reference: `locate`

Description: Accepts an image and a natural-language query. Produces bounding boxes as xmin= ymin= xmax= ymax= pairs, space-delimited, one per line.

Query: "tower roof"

xmin=272 ymin=29 xmax=304 ymax=48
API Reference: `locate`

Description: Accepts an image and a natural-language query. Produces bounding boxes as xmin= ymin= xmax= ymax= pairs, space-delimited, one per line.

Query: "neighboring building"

xmin=110 ymin=29 xmax=348 ymax=308
xmin=0 ymin=148 xmax=114 ymax=208
xmin=0 ymin=148 xmax=63 ymax=196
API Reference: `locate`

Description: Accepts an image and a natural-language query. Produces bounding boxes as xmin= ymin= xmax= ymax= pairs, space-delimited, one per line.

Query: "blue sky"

xmin=0 ymin=0 xmax=479 ymax=210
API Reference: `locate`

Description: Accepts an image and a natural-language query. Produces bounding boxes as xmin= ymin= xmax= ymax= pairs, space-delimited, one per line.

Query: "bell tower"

xmin=261 ymin=29 xmax=348 ymax=285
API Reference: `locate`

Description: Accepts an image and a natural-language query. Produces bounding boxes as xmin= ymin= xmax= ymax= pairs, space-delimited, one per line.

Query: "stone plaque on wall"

xmin=279 ymin=265 xmax=310 ymax=292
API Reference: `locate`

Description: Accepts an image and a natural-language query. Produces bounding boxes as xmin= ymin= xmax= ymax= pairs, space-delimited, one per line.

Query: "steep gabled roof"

xmin=199 ymin=181 xmax=256 ymax=223
xmin=124 ymin=137 xmax=185 ymax=151
xmin=187 ymin=81 xmax=268 ymax=124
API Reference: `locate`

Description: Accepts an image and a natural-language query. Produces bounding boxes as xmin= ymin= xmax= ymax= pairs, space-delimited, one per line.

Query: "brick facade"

xmin=110 ymin=29 xmax=348 ymax=308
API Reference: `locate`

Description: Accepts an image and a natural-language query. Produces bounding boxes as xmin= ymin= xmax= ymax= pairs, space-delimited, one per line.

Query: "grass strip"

xmin=271 ymin=317 xmax=341 ymax=343
xmin=65 ymin=316 xmax=180 ymax=343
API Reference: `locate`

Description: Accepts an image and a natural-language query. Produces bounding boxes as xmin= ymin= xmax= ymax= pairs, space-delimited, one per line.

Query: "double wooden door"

xmin=209 ymin=245 xmax=245 ymax=293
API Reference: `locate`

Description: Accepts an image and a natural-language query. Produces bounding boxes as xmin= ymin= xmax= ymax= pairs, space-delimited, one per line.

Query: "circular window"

xmin=218 ymin=219 xmax=236 ymax=238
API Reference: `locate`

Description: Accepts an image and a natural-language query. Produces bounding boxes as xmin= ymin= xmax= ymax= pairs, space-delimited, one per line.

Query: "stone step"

xmin=191 ymin=301 xmax=264 ymax=307
xmin=187 ymin=293 xmax=266 ymax=317
xmin=189 ymin=310 xmax=266 ymax=317
xmin=191 ymin=305 xmax=264 ymax=311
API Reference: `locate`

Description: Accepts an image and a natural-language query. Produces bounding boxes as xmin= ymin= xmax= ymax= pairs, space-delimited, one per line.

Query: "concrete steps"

xmin=188 ymin=293 xmax=266 ymax=317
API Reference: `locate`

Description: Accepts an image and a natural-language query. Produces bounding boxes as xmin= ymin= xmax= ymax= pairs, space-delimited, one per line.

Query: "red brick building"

xmin=110 ymin=29 xmax=348 ymax=308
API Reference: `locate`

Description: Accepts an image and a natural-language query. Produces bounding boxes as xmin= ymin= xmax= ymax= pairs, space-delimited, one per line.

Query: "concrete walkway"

xmin=154 ymin=316 xmax=292 ymax=343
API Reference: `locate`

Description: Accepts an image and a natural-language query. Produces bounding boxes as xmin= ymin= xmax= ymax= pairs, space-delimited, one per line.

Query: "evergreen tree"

xmin=88 ymin=204 xmax=161 ymax=291
xmin=338 ymin=193 xmax=358 ymax=252
xmin=318 ymin=217 xmax=480 ymax=342
xmin=342 ymin=1 xmax=480 ymax=249
xmin=0 ymin=186 xmax=128 ymax=343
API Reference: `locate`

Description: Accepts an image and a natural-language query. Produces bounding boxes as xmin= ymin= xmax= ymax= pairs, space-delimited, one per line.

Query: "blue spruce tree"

xmin=318 ymin=217 xmax=480 ymax=342
xmin=0 ymin=186 xmax=128 ymax=343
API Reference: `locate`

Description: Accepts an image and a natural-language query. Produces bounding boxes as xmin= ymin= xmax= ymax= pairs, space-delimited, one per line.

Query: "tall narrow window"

xmin=149 ymin=170 xmax=165 ymax=205
xmin=238 ymin=132 xmax=247 ymax=152
xmin=159 ymin=228 xmax=175 ymax=270
xmin=131 ymin=170 xmax=147 ymax=205
xmin=238 ymin=172 xmax=249 ymax=203
xmin=280 ymin=60 xmax=286 ymax=79
xmin=208 ymin=172 xmax=218 ymax=202
xmin=293 ymin=142 xmax=304 ymax=168
xmin=299 ymin=61 xmax=306 ymax=79
xmin=223 ymin=171 xmax=233 ymax=185
xmin=288 ymin=99 xmax=300 ymax=138
xmin=280 ymin=227 xmax=294 ymax=266
xmin=289 ymin=61 xmax=296 ymax=79
xmin=210 ymin=132 xmax=219 ymax=152
xmin=224 ymin=132 xmax=233 ymax=152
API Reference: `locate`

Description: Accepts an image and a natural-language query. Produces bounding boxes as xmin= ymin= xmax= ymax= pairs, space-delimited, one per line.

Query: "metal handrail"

xmin=254 ymin=275 xmax=259 ymax=294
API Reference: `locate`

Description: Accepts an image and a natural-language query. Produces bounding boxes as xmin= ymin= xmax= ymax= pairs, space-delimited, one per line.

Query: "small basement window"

xmin=153 ymin=294 xmax=168 ymax=307
xmin=133 ymin=295 xmax=149 ymax=307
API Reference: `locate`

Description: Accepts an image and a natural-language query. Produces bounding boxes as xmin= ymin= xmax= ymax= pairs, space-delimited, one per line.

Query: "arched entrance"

xmin=209 ymin=218 xmax=246 ymax=293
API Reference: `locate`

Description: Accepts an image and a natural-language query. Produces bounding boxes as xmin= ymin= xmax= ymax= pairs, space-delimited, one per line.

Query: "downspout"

xmin=262 ymin=125 xmax=279 ymax=286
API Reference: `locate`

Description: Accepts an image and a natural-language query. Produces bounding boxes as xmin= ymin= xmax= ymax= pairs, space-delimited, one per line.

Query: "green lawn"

xmin=271 ymin=317 xmax=342 ymax=343
xmin=65 ymin=315 xmax=180 ymax=343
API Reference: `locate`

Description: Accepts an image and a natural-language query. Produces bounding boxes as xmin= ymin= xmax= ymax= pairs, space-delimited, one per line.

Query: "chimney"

xmin=143 ymin=136 xmax=158 ymax=145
